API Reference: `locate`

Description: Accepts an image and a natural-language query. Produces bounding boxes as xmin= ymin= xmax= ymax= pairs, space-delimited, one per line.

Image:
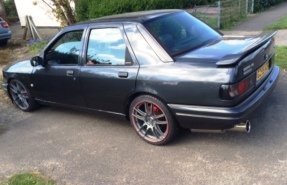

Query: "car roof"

xmin=75 ymin=9 xmax=183 ymax=26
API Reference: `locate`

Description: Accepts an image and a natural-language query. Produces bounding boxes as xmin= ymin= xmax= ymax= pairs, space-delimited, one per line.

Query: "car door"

xmin=80 ymin=25 xmax=139 ymax=114
xmin=32 ymin=30 xmax=86 ymax=107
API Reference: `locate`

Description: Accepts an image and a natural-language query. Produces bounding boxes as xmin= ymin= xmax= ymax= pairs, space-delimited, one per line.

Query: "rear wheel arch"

xmin=124 ymin=92 xmax=171 ymax=120
xmin=125 ymin=92 xmax=180 ymax=127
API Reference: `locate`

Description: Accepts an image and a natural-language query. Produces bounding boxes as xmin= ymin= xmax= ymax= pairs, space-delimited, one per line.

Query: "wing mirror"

xmin=30 ymin=56 xmax=44 ymax=67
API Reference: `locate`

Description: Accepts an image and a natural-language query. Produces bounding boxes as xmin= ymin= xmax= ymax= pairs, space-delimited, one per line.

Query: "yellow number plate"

xmin=256 ymin=61 xmax=269 ymax=81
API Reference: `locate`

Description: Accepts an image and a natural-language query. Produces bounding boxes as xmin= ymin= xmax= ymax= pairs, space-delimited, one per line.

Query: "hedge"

xmin=75 ymin=0 xmax=217 ymax=22
xmin=254 ymin=0 xmax=287 ymax=12
xmin=3 ymin=0 xmax=18 ymax=17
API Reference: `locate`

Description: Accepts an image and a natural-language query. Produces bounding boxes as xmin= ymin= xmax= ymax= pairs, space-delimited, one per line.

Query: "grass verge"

xmin=275 ymin=46 xmax=287 ymax=70
xmin=220 ymin=16 xmax=249 ymax=30
xmin=192 ymin=12 xmax=218 ymax=28
xmin=0 ymin=172 xmax=55 ymax=185
xmin=264 ymin=15 xmax=287 ymax=30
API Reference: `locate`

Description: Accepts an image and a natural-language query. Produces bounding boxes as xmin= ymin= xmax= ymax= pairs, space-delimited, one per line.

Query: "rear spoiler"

xmin=216 ymin=31 xmax=277 ymax=66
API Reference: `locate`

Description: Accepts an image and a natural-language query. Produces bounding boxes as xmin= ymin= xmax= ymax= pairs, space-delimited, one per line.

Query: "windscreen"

xmin=144 ymin=11 xmax=222 ymax=56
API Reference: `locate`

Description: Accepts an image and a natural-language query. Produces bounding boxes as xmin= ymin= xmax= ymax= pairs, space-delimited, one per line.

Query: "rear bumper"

xmin=0 ymin=31 xmax=12 ymax=40
xmin=168 ymin=66 xmax=280 ymax=129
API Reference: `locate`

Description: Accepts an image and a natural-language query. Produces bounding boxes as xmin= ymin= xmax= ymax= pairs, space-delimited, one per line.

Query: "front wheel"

xmin=9 ymin=79 xmax=37 ymax=111
xmin=129 ymin=95 xmax=178 ymax=145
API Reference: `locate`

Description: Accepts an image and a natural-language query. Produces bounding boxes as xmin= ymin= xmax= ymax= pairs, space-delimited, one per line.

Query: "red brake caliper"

xmin=153 ymin=105 xmax=160 ymax=115
xmin=22 ymin=89 xmax=28 ymax=98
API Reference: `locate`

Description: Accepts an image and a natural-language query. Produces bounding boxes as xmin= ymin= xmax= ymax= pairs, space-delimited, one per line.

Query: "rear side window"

xmin=86 ymin=28 xmax=127 ymax=66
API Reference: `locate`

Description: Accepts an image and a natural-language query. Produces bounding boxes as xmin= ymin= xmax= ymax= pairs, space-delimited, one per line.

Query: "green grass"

xmin=201 ymin=17 xmax=218 ymax=28
xmin=1 ymin=172 xmax=55 ymax=185
xmin=28 ymin=42 xmax=47 ymax=55
xmin=192 ymin=12 xmax=218 ymax=28
xmin=220 ymin=16 xmax=249 ymax=30
xmin=264 ymin=15 xmax=287 ymax=30
xmin=275 ymin=46 xmax=287 ymax=70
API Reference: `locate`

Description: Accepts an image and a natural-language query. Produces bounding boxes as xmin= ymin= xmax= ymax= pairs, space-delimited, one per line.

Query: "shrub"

xmin=3 ymin=0 xmax=18 ymax=18
xmin=254 ymin=0 xmax=287 ymax=12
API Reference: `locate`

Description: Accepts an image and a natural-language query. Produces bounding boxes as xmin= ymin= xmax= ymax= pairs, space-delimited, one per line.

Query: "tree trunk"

xmin=43 ymin=0 xmax=76 ymax=26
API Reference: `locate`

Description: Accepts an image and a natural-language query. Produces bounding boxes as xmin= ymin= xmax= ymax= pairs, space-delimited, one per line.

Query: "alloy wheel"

xmin=131 ymin=100 xmax=170 ymax=143
xmin=9 ymin=80 xmax=30 ymax=110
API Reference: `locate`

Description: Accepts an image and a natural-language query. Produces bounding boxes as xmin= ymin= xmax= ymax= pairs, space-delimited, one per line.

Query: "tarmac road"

xmin=0 ymin=72 xmax=286 ymax=184
xmin=1 ymin=3 xmax=287 ymax=183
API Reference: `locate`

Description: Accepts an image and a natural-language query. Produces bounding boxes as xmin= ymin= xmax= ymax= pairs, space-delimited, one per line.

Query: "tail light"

xmin=220 ymin=74 xmax=256 ymax=100
xmin=1 ymin=22 xmax=9 ymax=28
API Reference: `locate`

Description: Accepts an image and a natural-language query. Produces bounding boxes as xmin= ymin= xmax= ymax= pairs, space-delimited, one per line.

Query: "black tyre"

xmin=9 ymin=79 xmax=38 ymax=111
xmin=129 ymin=95 xmax=178 ymax=145
xmin=0 ymin=40 xmax=8 ymax=46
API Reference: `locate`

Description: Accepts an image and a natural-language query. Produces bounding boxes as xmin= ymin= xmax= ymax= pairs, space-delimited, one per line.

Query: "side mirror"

xmin=30 ymin=56 xmax=44 ymax=67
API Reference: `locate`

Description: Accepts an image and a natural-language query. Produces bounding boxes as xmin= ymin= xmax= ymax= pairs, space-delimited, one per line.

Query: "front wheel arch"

xmin=8 ymin=78 xmax=38 ymax=112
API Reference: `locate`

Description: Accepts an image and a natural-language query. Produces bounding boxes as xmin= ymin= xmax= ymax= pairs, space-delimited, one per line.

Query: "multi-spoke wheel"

xmin=9 ymin=79 xmax=37 ymax=111
xmin=129 ymin=95 xmax=177 ymax=145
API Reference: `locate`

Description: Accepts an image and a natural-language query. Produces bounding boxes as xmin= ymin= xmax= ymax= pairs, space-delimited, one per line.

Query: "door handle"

xmin=67 ymin=70 xmax=74 ymax=76
xmin=118 ymin=72 xmax=128 ymax=78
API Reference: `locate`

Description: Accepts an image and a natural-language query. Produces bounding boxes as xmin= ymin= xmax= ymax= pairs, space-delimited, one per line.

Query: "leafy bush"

xmin=3 ymin=0 xmax=18 ymax=18
xmin=75 ymin=0 xmax=217 ymax=21
xmin=254 ymin=0 xmax=287 ymax=12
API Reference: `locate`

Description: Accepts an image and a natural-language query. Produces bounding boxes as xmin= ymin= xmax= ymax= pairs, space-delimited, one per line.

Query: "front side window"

xmin=45 ymin=30 xmax=83 ymax=65
xmin=86 ymin=28 xmax=127 ymax=66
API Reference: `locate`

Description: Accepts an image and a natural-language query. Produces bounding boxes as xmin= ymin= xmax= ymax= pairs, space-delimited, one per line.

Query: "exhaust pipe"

xmin=190 ymin=120 xmax=251 ymax=133
xmin=228 ymin=120 xmax=251 ymax=133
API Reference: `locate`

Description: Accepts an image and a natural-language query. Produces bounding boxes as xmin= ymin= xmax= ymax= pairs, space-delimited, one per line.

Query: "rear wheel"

xmin=129 ymin=95 xmax=177 ymax=145
xmin=9 ymin=79 xmax=37 ymax=111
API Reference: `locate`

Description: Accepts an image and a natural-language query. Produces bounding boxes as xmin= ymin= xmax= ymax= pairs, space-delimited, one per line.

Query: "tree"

xmin=0 ymin=0 xmax=8 ymax=22
xmin=40 ymin=0 xmax=76 ymax=26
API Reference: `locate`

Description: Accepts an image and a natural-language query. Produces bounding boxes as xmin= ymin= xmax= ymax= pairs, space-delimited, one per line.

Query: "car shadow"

xmin=33 ymin=94 xmax=283 ymax=148
xmin=35 ymin=104 xmax=129 ymax=126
